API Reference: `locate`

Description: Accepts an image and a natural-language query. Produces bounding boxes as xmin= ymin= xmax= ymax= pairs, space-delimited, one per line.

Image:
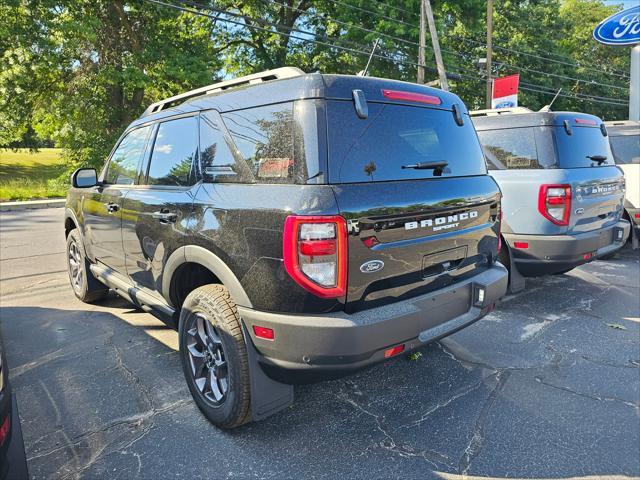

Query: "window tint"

xmin=105 ymin=126 xmax=151 ymax=185
xmin=326 ymin=101 xmax=486 ymax=183
xmin=200 ymin=111 xmax=249 ymax=183
xmin=477 ymin=127 xmax=557 ymax=170
xmin=554 ymin=126 xmax=613 ymax=168
xmin=222 ymin=103 xmax=295 ymax=183
xmin=609 ymin=135 xmax=640 ymax=165
xmin=147 ymin=117 xmax=198 ymax=186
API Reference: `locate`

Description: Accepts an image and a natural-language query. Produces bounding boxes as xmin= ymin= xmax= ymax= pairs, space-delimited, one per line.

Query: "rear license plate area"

xmin=422 ymin=246 xmax=467 ymax=278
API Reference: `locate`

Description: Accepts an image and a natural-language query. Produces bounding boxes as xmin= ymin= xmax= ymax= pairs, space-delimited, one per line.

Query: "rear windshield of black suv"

xmin=478 ymin=125 xmax=614 ymax=170
xmin=326 ymin=101 xmax=486 ymax=183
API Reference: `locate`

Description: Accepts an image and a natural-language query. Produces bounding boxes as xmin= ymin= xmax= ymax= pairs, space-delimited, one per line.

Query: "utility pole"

xmin=485 ymin=0 xmax=493 ymax=108
xmin=417 ymin=0 xmax=426 ymax=84
xmin=424 ymin=0 xmax=449 ymax=91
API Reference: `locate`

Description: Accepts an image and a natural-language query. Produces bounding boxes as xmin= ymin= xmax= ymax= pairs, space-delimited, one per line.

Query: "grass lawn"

xmin=0 ymin=148 xmax=69 ymax=201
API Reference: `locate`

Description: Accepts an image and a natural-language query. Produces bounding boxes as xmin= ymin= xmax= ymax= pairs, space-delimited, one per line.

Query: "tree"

xmin=1 ymin=0 xmax=222 ymax=169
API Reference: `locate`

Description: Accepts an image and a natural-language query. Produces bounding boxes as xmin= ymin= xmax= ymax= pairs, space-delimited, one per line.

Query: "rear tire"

xmin=66 ymin=229 xmax=109 ymax=303
xmin=178 ymin=284 xmax=251 ymax=429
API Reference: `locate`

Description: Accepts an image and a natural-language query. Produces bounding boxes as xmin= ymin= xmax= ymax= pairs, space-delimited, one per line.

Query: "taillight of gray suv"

xmin=472 ymin=109 xmax=630 ymax=292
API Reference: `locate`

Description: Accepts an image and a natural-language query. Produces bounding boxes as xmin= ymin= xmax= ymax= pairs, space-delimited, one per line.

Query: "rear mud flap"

xmin=507 ymin=250 xmax=526 ymax=293
xmin=242 ymin=325 xmax=294 ymax=422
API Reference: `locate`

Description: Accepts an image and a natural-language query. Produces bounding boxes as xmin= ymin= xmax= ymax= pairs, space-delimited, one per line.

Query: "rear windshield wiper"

xmin=402 ymin=161 xmax=449 ymax=170
xmin=586 ymin=155 xmax=608 ymax=165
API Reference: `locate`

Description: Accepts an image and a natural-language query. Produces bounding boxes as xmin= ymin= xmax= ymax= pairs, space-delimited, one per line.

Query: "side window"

xmin=609 ymin=135 xmax=640 ymax=165
xmin=222 ymin=103 xmax=295 ymax=183
xmin=105 ymin=126 xmax=151 ymax=185
xmin=147 ymin=116 xmax=198 ymax=186
xmin=200 ymin=111 xmax=249 ymax=183
xmin=478 ymin=128 xmax=537 ymax=170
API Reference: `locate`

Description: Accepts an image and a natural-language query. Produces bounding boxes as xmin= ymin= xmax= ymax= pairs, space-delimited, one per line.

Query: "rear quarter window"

xmin=326 ymin=101 xmax=486 ymax=183
xmin=609 ymin=135 xmax=640 ymax=165
xmin=222 ymin=103 xmax=298 ymax=184
xmin=477 ymin=127 xmax=556 ymax=170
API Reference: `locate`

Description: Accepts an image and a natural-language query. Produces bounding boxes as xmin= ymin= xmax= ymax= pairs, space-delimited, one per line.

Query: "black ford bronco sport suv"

xmin=65 ymin=67 xmax=508 ymax=429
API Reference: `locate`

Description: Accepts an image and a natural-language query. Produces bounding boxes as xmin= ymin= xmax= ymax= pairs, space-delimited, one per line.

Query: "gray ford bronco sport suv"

xmin=65 ymin=68 xmax=508 ymax=428
xmin=472 ymin=108 xmax=629 ymax=292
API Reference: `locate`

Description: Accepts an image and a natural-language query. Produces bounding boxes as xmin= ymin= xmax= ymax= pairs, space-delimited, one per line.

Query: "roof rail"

xmin=469 ymin=107 xmax=533 ymax=117
xmin=142 ymin=67 xmax=305 ymax=117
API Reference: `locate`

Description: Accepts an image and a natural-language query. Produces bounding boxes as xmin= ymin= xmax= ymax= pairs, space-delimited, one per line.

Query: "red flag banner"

xmin=492 ymin=74 xmax=520 ymax=108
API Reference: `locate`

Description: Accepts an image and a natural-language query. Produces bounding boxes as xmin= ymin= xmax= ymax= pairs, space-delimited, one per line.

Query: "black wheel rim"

xmin=186 ymin=313 xmax=229 ymax=405
xmin=68 ymin=239 xmax=83 ymax=291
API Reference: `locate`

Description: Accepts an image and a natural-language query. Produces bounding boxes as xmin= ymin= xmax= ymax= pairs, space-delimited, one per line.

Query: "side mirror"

xmin=71 ymin=168 xmax=98 ymax=188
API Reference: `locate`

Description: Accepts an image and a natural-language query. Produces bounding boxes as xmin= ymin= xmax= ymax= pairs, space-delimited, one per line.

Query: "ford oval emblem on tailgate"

xmin=360 ymin=260 xmax=384 ymax=273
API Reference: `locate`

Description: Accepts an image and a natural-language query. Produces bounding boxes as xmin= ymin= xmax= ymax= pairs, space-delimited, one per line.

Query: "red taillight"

xmin=384 ymin=344 xmax=405 ymax=358
xmin=381 ymin=89 xmax=441 ymax=105
xmin=538 ymin=184 xmax=571 ymax=226
xmin=514 ymin=241 xmax=529 ymax=249
xmin=283 ymin=215 xmax=348 ymax=298
xmin=0 ymin=415 xmax=9 ymax=447
xmin=253 ymin=325 xmax=275 ymax=340
xmin=635 ymin=213 xmax=640 ymax=219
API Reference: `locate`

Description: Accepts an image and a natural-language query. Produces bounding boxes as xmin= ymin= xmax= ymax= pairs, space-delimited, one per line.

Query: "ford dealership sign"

xmin=593 ymin=5 xmax=640 ymax=46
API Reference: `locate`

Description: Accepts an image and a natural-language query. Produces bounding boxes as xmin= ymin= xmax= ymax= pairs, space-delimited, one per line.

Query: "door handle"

xmin=105 ymin=202 xmax=119 ymax=214
xmin=152 ymin=210 xmax=177 ymax=223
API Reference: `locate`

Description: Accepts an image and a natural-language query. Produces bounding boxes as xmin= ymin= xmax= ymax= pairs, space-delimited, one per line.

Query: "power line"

xmin=493 ymin=60 xmax=629 ymax=91
xmin=144 ymin=0 xmax=628 ymax=108
xmin=325 ymin=0 xmax=630 ymax=79
xmin=264 ymin=0 xmax=630 ymax=93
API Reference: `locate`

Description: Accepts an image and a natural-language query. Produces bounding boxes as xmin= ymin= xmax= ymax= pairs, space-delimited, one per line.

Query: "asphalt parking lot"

xmin=0 ymin=207 xmax=638 ymax=480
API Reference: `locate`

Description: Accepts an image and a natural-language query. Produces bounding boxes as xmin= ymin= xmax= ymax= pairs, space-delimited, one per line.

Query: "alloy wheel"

xmin=186 ymin=313 xmax=229 ymax=405
xmin=68 ymin=240 xmax=83 ymax=291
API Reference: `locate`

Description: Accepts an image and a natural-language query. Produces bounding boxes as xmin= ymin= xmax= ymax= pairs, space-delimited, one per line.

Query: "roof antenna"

xmin=357 ymin=38 xmax=381 ymax=76
xmin=539 ymin=88 xmax=562 ymax=112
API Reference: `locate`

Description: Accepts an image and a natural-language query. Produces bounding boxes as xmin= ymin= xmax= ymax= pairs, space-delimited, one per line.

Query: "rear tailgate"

xmin=553 ymin=120 xmax=625 ymax=234
xmin=333 ymin=178 xmax=500 ymax=312
xmin=325 ymin=96 xmax=500 ymax=313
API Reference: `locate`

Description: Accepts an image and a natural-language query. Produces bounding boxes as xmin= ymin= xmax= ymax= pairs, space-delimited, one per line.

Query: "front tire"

xmin=66 ymin=229 xmax=109 ymax=303
xmin=179 ymin=284 xmax=251 ymax=429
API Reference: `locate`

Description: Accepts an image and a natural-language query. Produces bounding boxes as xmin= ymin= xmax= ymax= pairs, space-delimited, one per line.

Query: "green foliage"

xmin=1 ymin=0 xmax=222 ymax=171
xmin=0 ymin=0 xmax=631 ymax=178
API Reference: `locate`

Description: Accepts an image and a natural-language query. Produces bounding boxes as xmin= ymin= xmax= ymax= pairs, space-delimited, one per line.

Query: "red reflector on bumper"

xmin=583 ymin=252 xmax=594 ymax=260
xmin=635 ymin=213 xmax=640 ymax=219
xmin=0 ymin=415 xmax=9 ymax=447
xmin=253 ymin=325 xmax=275 ymax=340
xmin=384 ymin=344 xmax=405 ymax=358
xmin=513 ymin=241 xmax=529 ymax=249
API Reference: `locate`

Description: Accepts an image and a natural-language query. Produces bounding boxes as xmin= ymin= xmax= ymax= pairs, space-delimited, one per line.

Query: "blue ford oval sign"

xmin=593 ymin=5 xmax=640 ymax=46
xmin=360 ymin=260 xmax=384 ymax=273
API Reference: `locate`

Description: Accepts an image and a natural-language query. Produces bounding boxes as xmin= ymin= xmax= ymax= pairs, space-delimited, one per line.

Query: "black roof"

xmin=471 ymin=111 xmax=604 ymax=131
xmin=129 ymin=73 xmax=466 ymax=129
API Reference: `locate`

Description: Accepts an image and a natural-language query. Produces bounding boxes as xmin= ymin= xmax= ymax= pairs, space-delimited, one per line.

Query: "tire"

xmin=66 ymin=229 xmax=109 ymax=303
xmin=178 ymin=284 xmax=251 ymax=429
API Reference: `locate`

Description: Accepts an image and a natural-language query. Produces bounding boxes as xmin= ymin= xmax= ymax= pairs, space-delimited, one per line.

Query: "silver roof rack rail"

xmin=142 ymin=67 xmax=305 ymax=117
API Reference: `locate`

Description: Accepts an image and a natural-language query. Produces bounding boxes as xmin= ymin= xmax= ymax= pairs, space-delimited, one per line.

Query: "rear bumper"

xmin=239 ymin=264 xmax=508 ymax=383
xmin=505 ymin=220 xmax=630 ymax=276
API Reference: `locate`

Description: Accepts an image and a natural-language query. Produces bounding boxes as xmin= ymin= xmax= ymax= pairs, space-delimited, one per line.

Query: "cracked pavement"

xmin=1 ymin=208 xmax=638 ymax=480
